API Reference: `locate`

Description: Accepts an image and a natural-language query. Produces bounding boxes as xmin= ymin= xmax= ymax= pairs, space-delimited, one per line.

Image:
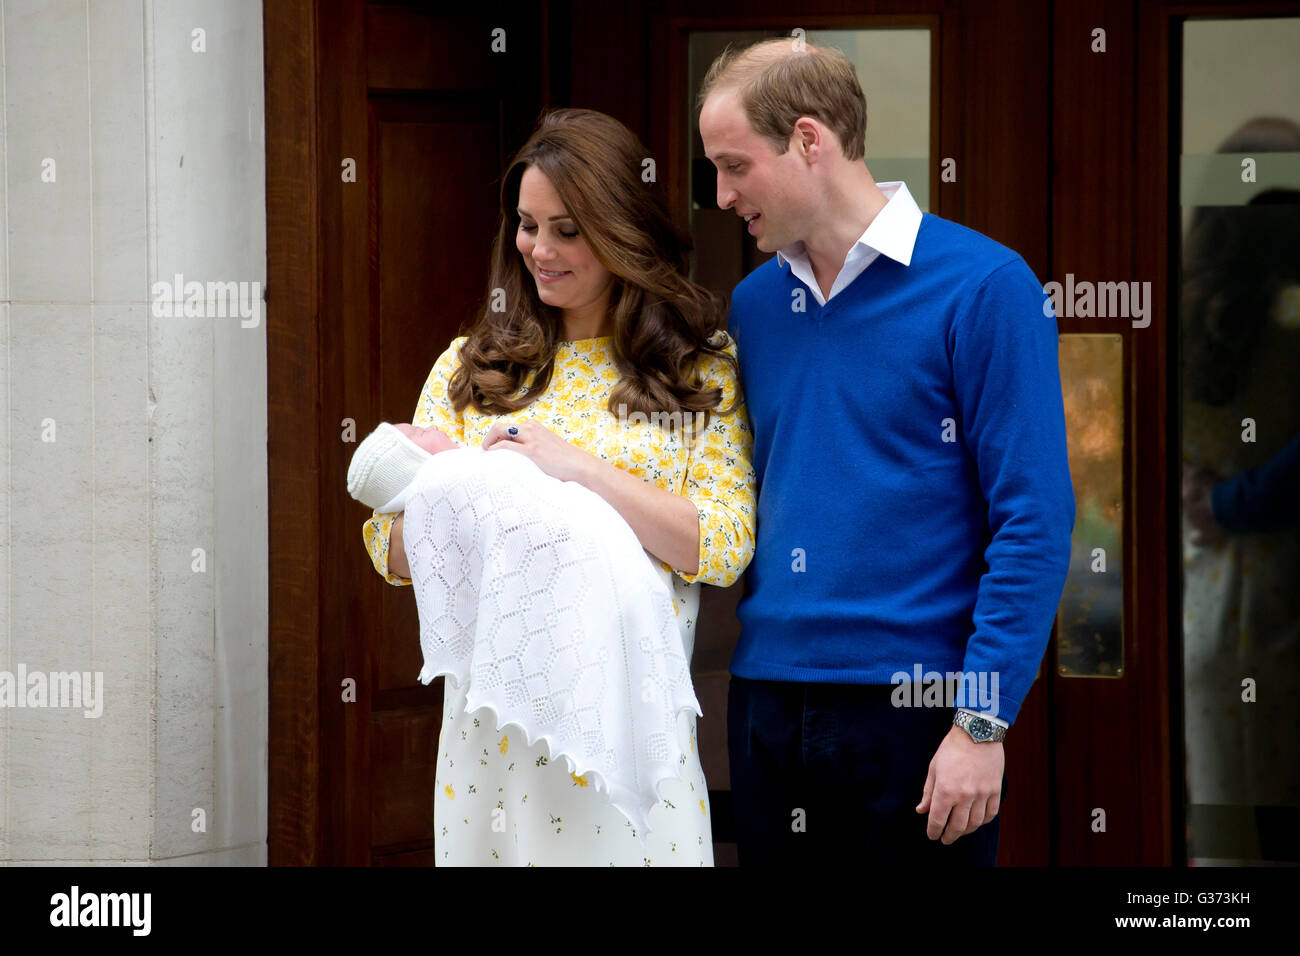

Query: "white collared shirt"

xmin=775 ymin=180 xmax=923 ymax=306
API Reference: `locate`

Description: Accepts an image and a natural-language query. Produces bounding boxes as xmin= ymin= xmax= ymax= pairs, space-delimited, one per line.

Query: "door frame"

xmin=265 ymin=0 xmax=1248 ymax=866
xmin=265 ymin=0 xmax=324 ymax=866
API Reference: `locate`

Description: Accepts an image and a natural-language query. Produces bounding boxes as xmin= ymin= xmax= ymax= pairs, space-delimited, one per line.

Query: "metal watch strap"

xmin=953 ymin=709 xmax=1007 ymax=743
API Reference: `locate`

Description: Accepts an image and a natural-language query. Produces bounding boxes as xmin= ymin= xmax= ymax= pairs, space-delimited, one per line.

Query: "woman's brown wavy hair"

xmin=445 ymin=107 xmax=739 ymax=435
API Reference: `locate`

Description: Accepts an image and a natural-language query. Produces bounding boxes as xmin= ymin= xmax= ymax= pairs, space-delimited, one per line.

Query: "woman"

xmin=361 ymin=108 xmax=756 ymax=865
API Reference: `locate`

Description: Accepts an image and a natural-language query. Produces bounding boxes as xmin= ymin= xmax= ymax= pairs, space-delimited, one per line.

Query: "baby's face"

xmin=394 ymin=423 xmax=457 ymax=455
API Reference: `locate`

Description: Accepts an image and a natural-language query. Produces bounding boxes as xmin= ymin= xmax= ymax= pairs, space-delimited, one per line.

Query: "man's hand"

xmin=915 ymin=724 xmax=1004 ymax=844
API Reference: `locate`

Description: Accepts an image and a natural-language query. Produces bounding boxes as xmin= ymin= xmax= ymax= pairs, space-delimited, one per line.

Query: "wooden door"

xmin=267 ymin=0 xmax=545 ymax=865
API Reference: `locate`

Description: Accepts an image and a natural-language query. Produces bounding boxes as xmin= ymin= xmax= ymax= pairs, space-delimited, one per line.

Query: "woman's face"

xmin=515 ymin=165 xmax=613 ymax=319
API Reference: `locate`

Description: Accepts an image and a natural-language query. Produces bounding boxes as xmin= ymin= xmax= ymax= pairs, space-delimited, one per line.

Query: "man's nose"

xmin=717 ymin=182 xmax=736 ymax=210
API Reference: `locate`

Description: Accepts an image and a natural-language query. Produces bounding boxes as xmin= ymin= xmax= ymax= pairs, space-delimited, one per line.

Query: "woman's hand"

xmin=388 ymin=512 xmax=411 ymax=580
xmin=482 ymin=420 xmax=599 ymax=483
xmin=1182 ymin=461 xmax=1229 ymax=549
xmin=483 ymin=419 xmax=701 ymax=574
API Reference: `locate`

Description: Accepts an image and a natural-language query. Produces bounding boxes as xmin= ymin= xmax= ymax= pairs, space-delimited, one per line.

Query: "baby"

xmin=346 ymin=420 xmax=701 ymax=841
xmin=346 ymin=421 xmax=462 ymax=512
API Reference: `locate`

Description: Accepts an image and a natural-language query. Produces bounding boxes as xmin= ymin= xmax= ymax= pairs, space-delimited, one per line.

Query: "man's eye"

xmin=727 ymin=164 xmax=742 ymax=172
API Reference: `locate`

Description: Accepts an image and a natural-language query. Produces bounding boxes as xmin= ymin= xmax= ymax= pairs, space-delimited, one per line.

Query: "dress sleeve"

xmin=672 ymin=338 xmax=757 ymax=588
xmin=361 ymin=337 xmax=468 ymax=585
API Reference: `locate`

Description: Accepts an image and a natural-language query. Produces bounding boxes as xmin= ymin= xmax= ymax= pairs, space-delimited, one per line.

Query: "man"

xmin=697 ymin=37 xmax=1075 ymax=866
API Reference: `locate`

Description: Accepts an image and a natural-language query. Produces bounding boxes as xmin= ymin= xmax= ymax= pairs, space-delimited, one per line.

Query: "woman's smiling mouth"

xmin=537 ymin=267 xmax=571 ymax=282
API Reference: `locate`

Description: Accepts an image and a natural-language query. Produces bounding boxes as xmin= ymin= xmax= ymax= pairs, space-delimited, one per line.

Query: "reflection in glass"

xmin=1056 ymin=335 xmax=1124 ymax=678
xmin=1180 ymin=16 xmax=1300 ymax=865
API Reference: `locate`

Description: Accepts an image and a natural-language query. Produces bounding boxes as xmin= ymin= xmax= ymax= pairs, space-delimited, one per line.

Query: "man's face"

xmin=699 ymin=88 xmax=809 ymax=254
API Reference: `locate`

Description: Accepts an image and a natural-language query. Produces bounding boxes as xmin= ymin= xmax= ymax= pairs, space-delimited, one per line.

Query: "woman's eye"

xmin=519 ymin=223 xmax=578 ymax=240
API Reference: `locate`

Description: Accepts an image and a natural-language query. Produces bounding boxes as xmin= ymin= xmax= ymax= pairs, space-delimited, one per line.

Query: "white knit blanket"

xmin=382 ymin=446 xmax=701 ymax=841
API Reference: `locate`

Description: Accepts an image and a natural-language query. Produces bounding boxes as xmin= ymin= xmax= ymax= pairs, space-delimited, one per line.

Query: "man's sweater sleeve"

xmin=1210 ymin=432 xmax=1300 ymax=533
xmin=949 ymin=258 xmax=1076 ymax=725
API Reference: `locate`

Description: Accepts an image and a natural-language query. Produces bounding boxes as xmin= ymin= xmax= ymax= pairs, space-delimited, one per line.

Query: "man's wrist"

xmin=953 ymin=709 xmax=1008 ymax=743
xmin=956 ymin=708 xmax=1009 ymax=729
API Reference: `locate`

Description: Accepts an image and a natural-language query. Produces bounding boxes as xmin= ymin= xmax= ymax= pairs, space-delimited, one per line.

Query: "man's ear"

xmin=791 ymin=116 xmax=823 ymax=161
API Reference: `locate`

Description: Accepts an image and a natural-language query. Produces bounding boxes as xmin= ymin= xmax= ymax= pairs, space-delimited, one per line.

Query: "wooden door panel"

xmin=367 ymin=8 xmax=521 ymax=92
xmin=269 ymin=0 xmax=545 ymax=865
xmin=359 ymin=5 xmax=543 ymax=864
xmin=370 ymin=709 xmax=442 ymax=854
xmin=1051 ymin=0 xmax=1170 ymax=866
xmin=373 ymin=99 xmax=503 ymax=693
xmin=366 ymin=97 xmax=505 ymax=862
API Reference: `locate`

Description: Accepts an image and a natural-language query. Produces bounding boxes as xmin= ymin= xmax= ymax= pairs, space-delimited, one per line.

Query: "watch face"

xmin=969 ymin=717 xmax=994 ymax=741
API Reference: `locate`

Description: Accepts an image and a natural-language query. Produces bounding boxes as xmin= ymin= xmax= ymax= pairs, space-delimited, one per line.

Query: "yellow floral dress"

xmin=362 ymin=334 xmax=756 ymax=865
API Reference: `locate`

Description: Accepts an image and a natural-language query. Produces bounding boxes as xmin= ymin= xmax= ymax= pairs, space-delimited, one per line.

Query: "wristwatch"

xmin=953 ymin=709 xmax=1007 ymax=743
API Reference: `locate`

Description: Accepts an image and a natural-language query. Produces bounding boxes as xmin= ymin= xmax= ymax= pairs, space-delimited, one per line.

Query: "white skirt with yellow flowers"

xmin=432 ymin=572 xmax=712 ymax=866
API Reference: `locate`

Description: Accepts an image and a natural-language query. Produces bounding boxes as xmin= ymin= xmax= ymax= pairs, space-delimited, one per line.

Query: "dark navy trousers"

xmin=727 ymin=675 xmax=1006 ymax=867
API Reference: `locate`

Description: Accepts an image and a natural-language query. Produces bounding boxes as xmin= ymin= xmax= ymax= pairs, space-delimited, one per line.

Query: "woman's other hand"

xmin=482 ymin=420 xmax=598 ymax=483
xmin=388 ymin=512 xmax=411 ymax=579
xmin=1182 ymin=461 xmax=1229 ymax=550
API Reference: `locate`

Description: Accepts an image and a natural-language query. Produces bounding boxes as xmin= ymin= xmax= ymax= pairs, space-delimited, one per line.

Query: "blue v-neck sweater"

xmin=727 ymin=214 xmax=1075 ymax=725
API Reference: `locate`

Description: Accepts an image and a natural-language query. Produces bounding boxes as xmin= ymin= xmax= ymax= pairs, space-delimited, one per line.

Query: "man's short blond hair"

xmin=697 ymin=37 xmax=867 ymax=161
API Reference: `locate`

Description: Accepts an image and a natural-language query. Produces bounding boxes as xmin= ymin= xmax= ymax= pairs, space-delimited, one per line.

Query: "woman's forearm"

xmin=388 ymin=512 xmax=411 ymax=579
xmin=576 ymin=456 xmax=700 ymax=575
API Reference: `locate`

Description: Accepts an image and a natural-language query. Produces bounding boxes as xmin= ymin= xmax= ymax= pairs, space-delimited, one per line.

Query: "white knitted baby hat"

xmin=347 ymin=422 xmax=434 ymax=510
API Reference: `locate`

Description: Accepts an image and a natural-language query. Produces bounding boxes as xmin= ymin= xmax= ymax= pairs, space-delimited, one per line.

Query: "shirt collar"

xmin=776 ymin=180 xmax=922 ymax=270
